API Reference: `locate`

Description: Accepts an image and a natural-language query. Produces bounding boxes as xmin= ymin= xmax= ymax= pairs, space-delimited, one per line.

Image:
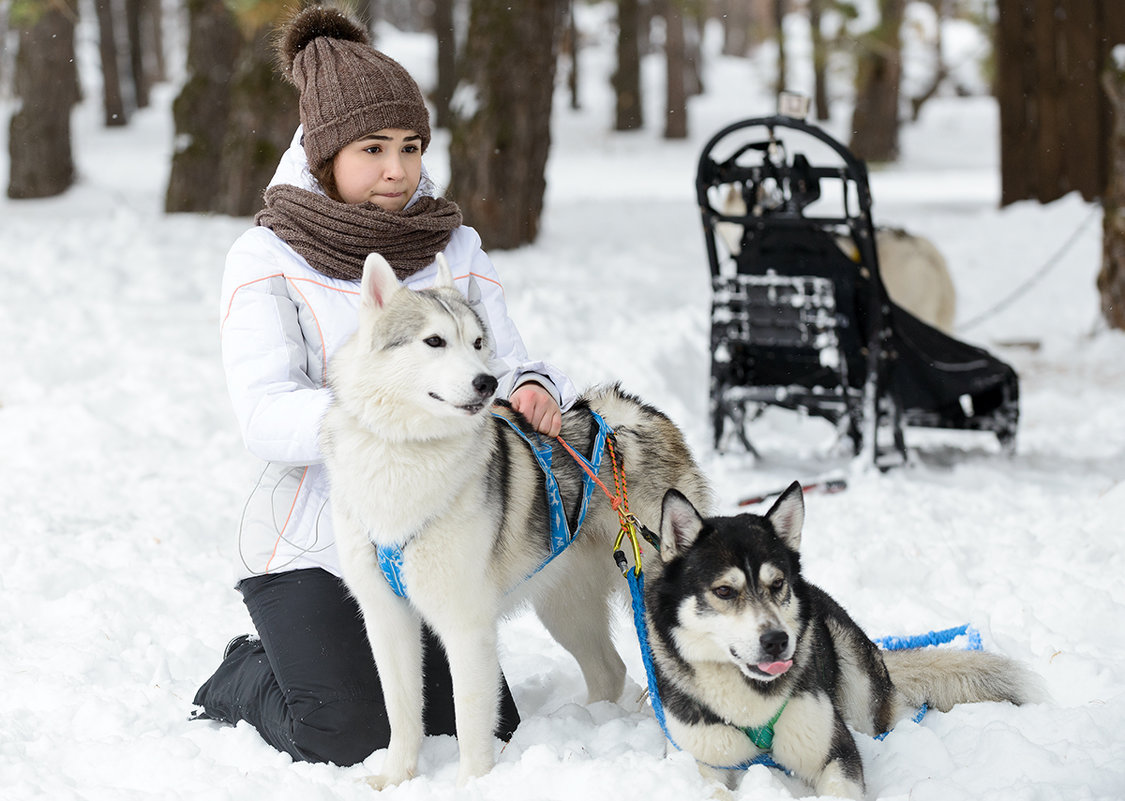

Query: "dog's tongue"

xmin=758 ymin=660 xmax=793 ymax=676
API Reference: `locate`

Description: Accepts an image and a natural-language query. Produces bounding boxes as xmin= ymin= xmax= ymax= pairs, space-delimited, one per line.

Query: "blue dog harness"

xmin=377 ymin=409 xmax=613 ymax=599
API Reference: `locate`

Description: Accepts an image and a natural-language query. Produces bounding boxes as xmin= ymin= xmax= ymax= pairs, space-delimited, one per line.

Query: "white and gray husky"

xmin=321 ymin=253 xmax=711 ymax=787
xmin=648 ymin=482 xmax=1041 ymax=798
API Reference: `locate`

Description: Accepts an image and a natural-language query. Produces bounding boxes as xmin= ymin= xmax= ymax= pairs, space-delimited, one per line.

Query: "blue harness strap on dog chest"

xmin=377 ymin=543 xmax=409 ymax=599
xmin=376 ymin=409 xmax=612 ymax=599
xmin=493 ymin=409 xmax=610 ymax=565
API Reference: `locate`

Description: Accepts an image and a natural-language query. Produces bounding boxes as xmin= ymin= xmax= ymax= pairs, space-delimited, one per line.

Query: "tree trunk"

xmin=1100 ymin=64 xmax=1125 ymax=330
xmin=430 ymin=0 xmax=457 ymax=128
xmin=563 ymin=0 xmax=580 ymax=110
xmin=996 ymin=0 xmax=1125 ymax=207
xmin=685 ymin=3 xmax=704 ymax=97
xmin=718 ymin=0 xmax=752 ymax=56
xmin=0 ymin=3 xmax=10 ymax=97
xmin=7 ymin=0 xmax=80 ymax=199
xmin=613 ymin=0 xmax=643 ymax=131
xmin=849 ymin=0 xmax=905 ymax=163
xmin=142 ymin=0 xmax=166 ymax=83
xmin=164 ymin=0 xmax=240 ymax=213
xmin=809 ymin=0 xmax=829 ymax=120
xmin=94 ymin=0 xmax=128 ymax=126
xmin=124 ymin=0 xmax=150 ymax=108
xmin=449 ymin=0 xmax=565 ymax=249
xmin=165 ymin=0 xmax=297 ymax=216
xmin=664 ymin=0 xmax=687 ymax=139
xmin=774 ymin=0 xmax=786 ymax=94
xmin=218 ymin=23 xmax=299 ymax=216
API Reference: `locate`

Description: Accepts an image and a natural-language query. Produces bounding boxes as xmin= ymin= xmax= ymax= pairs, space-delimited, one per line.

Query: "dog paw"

xmin=455 ymin=759 xmax=494 ymax=787
xmin=706 ymin=785 xmax=734 ymax=801
xmin=363 ymin=766 xmax=416 ymax=791
xmin=814 ymin=774 xmax=864 ymax=800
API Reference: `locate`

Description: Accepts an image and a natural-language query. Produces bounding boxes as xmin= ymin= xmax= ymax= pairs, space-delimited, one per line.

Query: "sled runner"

xmin=696 ymin=113 xmax=1019 ymax=464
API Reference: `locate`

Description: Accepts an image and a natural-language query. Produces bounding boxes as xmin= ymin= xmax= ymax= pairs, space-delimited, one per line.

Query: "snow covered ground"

xmin=1 ymin=7 xmax=1122 ymax=800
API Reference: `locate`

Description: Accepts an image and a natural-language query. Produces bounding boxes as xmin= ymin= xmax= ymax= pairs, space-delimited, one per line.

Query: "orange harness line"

xmin=556 ymin=433 xmax=646 ymax=570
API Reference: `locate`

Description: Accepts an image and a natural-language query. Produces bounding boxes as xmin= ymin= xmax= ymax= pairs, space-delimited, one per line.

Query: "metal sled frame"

xmin=697 ymin=115 xmax=1018 ymax=463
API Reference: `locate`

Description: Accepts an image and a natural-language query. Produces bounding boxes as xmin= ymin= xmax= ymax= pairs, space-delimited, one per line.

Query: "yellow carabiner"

xmin=614 ymin=515 xmax=644 ymax=576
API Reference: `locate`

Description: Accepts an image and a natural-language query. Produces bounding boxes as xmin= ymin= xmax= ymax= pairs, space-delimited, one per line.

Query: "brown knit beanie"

xmin=277 ymin=5 xmax=431 ymax=168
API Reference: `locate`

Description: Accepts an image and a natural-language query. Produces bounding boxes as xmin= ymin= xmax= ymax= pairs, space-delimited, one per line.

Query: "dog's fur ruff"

xmin=647 ymin=483 xmax=1040 ymax=798
xmin=321 ymin=253 xmax=712 ymax=787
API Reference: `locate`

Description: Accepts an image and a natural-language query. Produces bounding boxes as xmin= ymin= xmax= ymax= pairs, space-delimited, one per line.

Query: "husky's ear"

xmin=765 ymin=481 xmax=804 ymax=552
xmin=433 ymin=252 xmax=454 ymax=289
xmin=361 ymin=253 xmax=400 ymax=310
xmin=659 ymin=489 xmax=706 ymax=561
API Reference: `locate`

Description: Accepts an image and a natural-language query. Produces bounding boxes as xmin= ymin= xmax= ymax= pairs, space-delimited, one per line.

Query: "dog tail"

xmin=883 ymin=648 xmax=1043 ymax=713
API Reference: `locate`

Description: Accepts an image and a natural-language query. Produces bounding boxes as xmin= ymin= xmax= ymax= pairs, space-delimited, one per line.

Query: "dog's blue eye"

xmin=424 ymin=336 xmax=445 ymax=348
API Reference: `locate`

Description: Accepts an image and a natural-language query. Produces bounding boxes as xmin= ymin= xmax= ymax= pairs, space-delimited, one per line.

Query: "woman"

xmin=191 ymin=5 xmax=574 ymax=766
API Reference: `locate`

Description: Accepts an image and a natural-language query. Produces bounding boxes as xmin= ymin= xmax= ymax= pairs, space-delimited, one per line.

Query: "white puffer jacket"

xmin=220 ymin=130 xmax=576 ymax=581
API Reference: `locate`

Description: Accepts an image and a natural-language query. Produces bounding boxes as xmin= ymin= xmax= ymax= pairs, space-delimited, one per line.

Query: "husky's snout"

xmin=756 ymin=629 xmax=794 ymax=677
xmin=453 ymin=372 xmax=497 ymax=415
xmin=761 ymin=629 xmax=789 ymax=658
xmin=472 ymin=373 xmax=498 ymax=399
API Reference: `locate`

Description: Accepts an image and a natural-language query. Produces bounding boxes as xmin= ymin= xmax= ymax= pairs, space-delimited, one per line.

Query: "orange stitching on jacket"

xmin=221 ymin=273 xmax=285 ymax=331
xmin=222 ymin=273 xmax=361 ymax=331
xmin=285 ymin=278 xmax=331 ymax=387
xmin=264 ymin=466 xmax=309 ymax=573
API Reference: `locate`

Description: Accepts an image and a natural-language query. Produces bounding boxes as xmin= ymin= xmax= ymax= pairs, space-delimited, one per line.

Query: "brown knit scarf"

xmin=256 ymin=184 xmax=463 ymax=281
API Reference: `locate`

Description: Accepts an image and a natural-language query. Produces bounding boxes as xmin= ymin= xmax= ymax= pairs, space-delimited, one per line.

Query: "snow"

xmin=2 ymin=7 xmax=1124 ymax=801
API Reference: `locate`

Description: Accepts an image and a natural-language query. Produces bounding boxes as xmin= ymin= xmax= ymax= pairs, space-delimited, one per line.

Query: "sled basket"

xmin=697 ymin=115 xmax=1019 ymax=463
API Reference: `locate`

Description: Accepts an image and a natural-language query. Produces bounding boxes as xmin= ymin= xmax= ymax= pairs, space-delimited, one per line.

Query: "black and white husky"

xmin=648 ymin=483 xmax=1040 ymax=798
xmin=321 ymin=254 xmax=711 ymax=787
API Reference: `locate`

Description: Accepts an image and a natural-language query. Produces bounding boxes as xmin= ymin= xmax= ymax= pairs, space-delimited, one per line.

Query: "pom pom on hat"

xmin=276 ymin=5 xmax=431 ymax=166
xmin=277 ymin=6 xmax=370 ymax=78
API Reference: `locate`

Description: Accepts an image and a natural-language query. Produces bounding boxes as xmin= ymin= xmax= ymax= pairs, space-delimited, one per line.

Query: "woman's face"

xmin=331 ymin=129 xmax=422 ymax=211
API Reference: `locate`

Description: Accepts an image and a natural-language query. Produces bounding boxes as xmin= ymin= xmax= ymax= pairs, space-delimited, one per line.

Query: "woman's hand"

xmin=509 ymin=382 xmax=562 ymax=437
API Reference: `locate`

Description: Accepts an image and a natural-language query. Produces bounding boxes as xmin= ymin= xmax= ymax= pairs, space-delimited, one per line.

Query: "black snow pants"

xmin=192 ymin=567 xmax=521 ymax=766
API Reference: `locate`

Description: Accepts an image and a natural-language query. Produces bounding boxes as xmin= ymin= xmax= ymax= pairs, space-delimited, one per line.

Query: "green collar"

xmin=740 ymin=699 xmax=788 ymax=750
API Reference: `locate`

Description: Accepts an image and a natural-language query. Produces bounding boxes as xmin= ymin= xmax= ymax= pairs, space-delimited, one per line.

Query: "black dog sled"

xmin=696 ymin=114 xmax=1019 ymax=464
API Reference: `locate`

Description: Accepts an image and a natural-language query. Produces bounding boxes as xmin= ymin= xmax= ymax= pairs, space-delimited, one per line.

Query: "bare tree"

xmin=996 ymin=0 xmax=1124 ymax=206
xmin=664 ymin=0 xmax=687 ymax=139
xmin=907 ymin=0 xmax=949 ymax=122
xmin=613 ymin=0 xmax=643 ymax=130
xmin=773 ymin=0 xmax=786 ymax=93
xmin=849 ymin=0 xmax=905 ymax=163
xmin=123 ymin=0 xmax=150 ymax=109
xmin=1100 ymin=59 xmax=1125 ymax=331
xmin=93 ymin=0 xmax=128 ymax=126
xmin=165 ymin=0 xmax=297 ymax=216
xmin=716 ymin=0 xmax=752 ymax=56
xmin=994 ymin=1 xmax=1125 ymax=329
xmin=7 ymin=0 xmax=80 ymax=199
xmin=809 ymin=0 xmax=829 ymax=120
xmin=0 ymin=3 xmax=12 ymax=97
xmin=165 ymin=0 xmax=241 ymax=212
xmin=217 ymin=22 xmax=300 ymax=216
xmin=430 ymin=0 xmax=457 ymax=128
xmin=562 ymin=0 xmax=580 ymax=110
xmin=448 ymin=0 xmax=566 ymax=249
xmin=142 ymin=0 xmax=166 ymax=83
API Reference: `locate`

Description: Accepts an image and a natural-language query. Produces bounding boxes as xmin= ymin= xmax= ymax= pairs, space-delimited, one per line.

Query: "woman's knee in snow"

xmin=290 ymin=697 xmax=390 ymax=767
